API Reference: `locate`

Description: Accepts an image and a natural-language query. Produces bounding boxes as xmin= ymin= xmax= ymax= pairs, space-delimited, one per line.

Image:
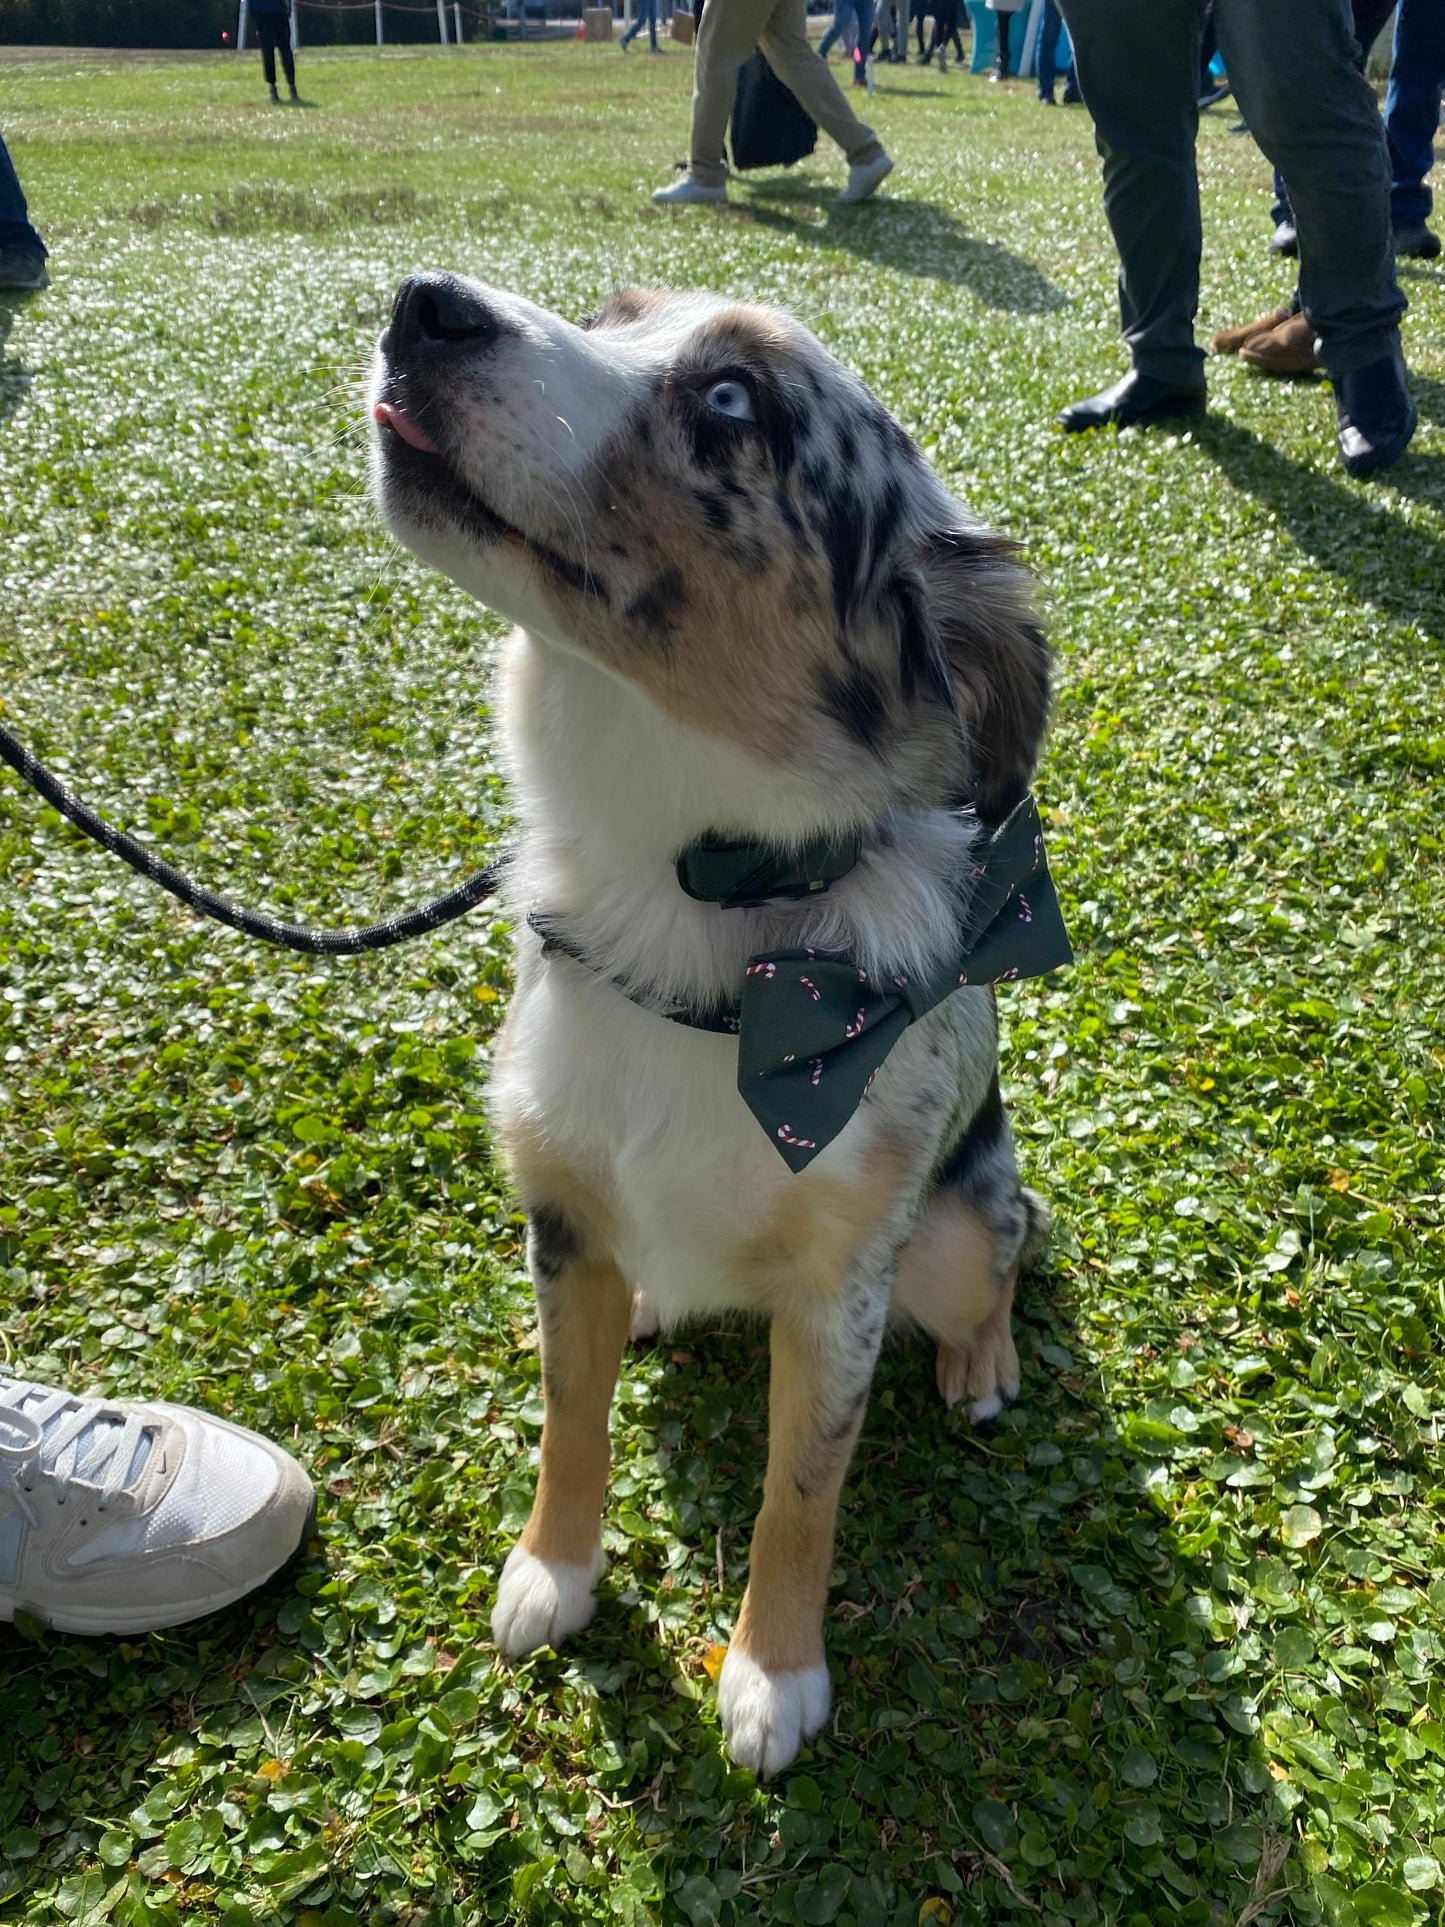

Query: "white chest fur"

xmin=487 ymin=630 xmax=996 ymax=1324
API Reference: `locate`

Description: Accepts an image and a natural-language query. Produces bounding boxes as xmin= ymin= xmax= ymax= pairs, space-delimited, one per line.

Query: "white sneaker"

xmin=0 ymin=1373 xmax=315 ymax=1635
xmin=652 ymin=173 xmax=728 ymax=205
xmin=837 ymin=150 xmax=893 ymax=204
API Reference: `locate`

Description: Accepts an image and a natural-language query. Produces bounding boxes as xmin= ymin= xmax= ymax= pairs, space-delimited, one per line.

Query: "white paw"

xmin=490 ymin=1544 xmax=600 ymax=1658
xmin=717 ymin=1647 xmax=830 ymax=1779
xmin=936 ymin=1323 xmax=1020 ymax=1423
xmin=629 ymin=1290 xmax=661 ymax=1343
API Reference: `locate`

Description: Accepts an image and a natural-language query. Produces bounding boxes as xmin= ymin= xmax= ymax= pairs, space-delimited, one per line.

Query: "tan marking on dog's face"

xmin=372 ymin=278 xmax=1050 ymax=814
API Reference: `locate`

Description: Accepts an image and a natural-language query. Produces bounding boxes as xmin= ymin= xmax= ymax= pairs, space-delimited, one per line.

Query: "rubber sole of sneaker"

xmin=0 ymin=1490 xmax=318 ymax=1637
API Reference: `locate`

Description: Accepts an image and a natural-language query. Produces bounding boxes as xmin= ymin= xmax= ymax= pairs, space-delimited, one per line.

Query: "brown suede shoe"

xmin=1239 ymin=312 xmax=1323 ymax=377
xmin=1209 ymin=303 xmax=1294 ymax=355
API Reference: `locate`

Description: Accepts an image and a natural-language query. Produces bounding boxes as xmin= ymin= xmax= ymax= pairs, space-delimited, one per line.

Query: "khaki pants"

xmin=688 ymin=0 xmax=885 ymax=188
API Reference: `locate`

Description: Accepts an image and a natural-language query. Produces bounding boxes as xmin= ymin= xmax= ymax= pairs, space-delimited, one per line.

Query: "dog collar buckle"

xmin=674 ymin=828 xmax=863 ymax=911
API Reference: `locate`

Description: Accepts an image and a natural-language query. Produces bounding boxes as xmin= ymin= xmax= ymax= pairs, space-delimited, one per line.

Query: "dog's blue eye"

xmin=703 ymin=380 xmax=755 ymax=423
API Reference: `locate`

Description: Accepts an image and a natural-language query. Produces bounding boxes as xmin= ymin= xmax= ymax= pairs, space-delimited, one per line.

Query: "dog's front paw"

xmin=491 ymin=1544 xmax=599 ymax=1657
xmin=936 ymin=1318 xmax=1020 ymax=1423
xmin=717 ymin=1647 xmax=830 ymax=1778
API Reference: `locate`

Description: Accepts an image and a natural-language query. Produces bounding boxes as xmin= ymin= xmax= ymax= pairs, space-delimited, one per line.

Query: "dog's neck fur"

xmin=501 ymin=633 xmax=989 ymax=1005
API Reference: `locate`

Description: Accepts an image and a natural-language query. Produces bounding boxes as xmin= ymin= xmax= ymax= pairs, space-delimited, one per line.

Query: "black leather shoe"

xmin=1334 ymin=349 xmax=1417 ymax=478
xmin=1058 ymin=370 xmax=1207 ymax=433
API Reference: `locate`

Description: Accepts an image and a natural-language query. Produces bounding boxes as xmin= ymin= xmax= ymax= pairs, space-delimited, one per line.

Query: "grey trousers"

xmin=1056 ymin=0 xmax=1405 ymax=383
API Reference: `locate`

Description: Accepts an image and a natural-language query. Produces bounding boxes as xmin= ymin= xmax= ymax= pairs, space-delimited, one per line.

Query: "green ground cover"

xmin=1 ymin=39 xmax=1443 ymax=1927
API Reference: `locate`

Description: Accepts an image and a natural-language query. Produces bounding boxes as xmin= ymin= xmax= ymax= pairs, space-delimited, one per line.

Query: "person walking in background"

xmin=988 ymin=0 xmax=1027 ymax=80
xmin=250 ymin=0 xmax=300 ymax=105
xmin=1036 ymin=0 xmax=1079 ymax=104
xmin=820 ymin=0 xmax=874 ymax=61
xmin=621 ymin=0 xmax=663 ymax=53
xmin=920 ymin=0 xmax=961 ymax=72
xmin=1053 ymin=0 xmax=1416 ymax=478
xmin=878 ymin=0 xmax=910 ymax=63
xmin=653 ymin=0 xmax=893 ymax=206
xmin=0 ymin=129 xmax=48 ymax=292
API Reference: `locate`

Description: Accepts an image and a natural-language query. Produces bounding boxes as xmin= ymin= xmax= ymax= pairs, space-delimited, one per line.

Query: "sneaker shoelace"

xmin=0 ymin=1373 xmax=156 ymax=1532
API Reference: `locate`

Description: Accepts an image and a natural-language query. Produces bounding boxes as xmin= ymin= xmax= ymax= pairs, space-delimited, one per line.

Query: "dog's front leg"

xmin=718 ymin=1276 xmax=889 ymax=1778
xmin=491 ymin=1213 xmax=631 ymax=1659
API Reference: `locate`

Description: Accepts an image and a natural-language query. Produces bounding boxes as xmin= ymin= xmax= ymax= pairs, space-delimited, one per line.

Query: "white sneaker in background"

xmin=837 ymin=150 xmax=893 ymax=204
xmin=651 ymin=173 xmax=728 ymax=205
xmin=0 ymin=1372 xmax=315 ymax=1636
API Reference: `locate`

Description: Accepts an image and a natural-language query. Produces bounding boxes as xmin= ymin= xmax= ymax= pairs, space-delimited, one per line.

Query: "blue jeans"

xmin=820 ymin=0 xmax=874 ymax=58
xmin=1384 ymin=0 xmax=1445 ymax=226
xmin=0 ymin=131 xmax=46 ymax=259
xmin=622 ymin=0 xmax=658 ymax=47
xmin=1036 ymin=0 xmax=1076 ymax=98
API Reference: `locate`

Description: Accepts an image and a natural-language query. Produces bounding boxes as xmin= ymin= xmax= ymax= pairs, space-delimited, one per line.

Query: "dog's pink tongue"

xmin=374 ymin=401 xmax=440 ymax=454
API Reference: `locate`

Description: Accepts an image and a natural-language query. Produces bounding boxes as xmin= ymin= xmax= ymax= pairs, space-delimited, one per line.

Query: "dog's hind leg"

xmin=492 ymin=1203 xmax=631 ymax=1660
xmin=892 ymin=1076 xmax=1050 ymax=1423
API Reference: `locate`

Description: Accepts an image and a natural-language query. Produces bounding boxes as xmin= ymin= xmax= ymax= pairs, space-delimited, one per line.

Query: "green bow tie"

xmin=734 ymin=796 xmax=1072 ymax=1170
xmin=529 ymin=796 xmax=1071 ymax=1173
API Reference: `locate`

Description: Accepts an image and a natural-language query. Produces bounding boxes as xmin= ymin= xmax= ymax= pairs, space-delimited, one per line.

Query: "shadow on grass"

xmin=0 ymin=298 xmax=34 ymax=424
xmin=567 ymin=1259 xmax=1297 ymax=1926
xmin=1190 ymin=411 xmax=1445 ymax=642
xmin=737 ymin=178 xmax=1069 ymax=311
xmin=0 ymin=1259 xmax=1305 ymax=1925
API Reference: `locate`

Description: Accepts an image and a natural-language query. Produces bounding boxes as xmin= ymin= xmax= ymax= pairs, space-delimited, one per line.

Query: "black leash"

xmin=0 ymin=717 xmax=507 ymax=956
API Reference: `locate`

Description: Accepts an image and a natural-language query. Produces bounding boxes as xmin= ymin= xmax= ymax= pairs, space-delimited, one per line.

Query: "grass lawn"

xmin=2 ymin=37 xmax=1444 ymax=1927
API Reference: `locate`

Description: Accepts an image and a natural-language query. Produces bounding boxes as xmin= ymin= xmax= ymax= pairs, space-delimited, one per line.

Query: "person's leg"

xmin=1055 ymin=0 xmax=1207 ymax=389
xmin=648 ymin=0 xmax=660 ymax=49
xmin=855 ymin=0 xmax=875 ymax=72
xmin=0 ymin=131 xmax=46 ymax=260
xmin=258 ymin=17 xmax=279 ymax=91
xmin=277 ymin=20 xmax=297 ymax=93
xmin=1215 ymin=0 xmax=1402 ymax=379
xmin=819 ymin=0 xmax=852 ymax=56
xmin=1384 ymin=0 xmax=1445 ymax=233
xmin=995 ymin=8 xmax=1011 ymax=74
xmin=685 ymin=0 xmax=775 ymax=188
xmin=758 ymin=0 xmax=886 ymax=168
xmin=1038 ymin=0 xmax=1059 ymax=97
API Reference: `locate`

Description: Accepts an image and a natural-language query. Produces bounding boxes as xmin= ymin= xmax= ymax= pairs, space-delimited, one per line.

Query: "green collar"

xmin=674 ymin=826 xmax=862 ymax=910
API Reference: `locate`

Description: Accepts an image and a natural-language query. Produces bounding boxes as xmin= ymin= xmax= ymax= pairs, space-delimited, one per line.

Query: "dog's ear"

xmin=903 ymin=527 xmax=1051 ymax=823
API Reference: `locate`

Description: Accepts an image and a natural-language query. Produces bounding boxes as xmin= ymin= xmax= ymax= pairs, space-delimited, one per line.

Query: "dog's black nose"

xmin=387 ymin=273 xmax=501 ymax=353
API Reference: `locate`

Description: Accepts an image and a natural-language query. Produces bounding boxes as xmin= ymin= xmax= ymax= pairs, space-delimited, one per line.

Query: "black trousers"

xmin=256 ymin=13 xmax=296 ymax=90
xmin=1055 ymin=0 xmax=1401 ymax=381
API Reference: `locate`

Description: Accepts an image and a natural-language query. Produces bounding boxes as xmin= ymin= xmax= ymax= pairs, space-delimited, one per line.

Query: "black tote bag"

xmin=730 ymin=51 xmax=819 ymax=170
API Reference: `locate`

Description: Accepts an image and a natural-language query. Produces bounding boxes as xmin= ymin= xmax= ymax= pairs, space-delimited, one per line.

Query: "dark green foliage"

xmin=1 ymin=42 xmax=1443 ymax=1927
xmin=0 ymin=0 xmax=232 ymax=51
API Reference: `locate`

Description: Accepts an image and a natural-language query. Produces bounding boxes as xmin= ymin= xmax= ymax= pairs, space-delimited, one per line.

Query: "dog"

xmin=368 ymin=276 xmax=1061 ymax=1778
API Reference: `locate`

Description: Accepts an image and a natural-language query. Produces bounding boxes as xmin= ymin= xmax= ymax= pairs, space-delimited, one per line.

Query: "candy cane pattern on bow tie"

xmin=777 ymin=1124 xmax=817 ymax=1149
xmin=996 ymin=965 xmax=1021 ymax=982
xmin=746 ymin=961 xmax=776 ymax=980
xmin=1017 ymin=894 xmax=1033 ymax=923
xmin=809 ymin=1057 xmax=824 ymax=1086
xmin=844 ymin=1008 xmax=867 ymax=1039
xmin=798 ymin=976 xmax=821 ymax=1002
